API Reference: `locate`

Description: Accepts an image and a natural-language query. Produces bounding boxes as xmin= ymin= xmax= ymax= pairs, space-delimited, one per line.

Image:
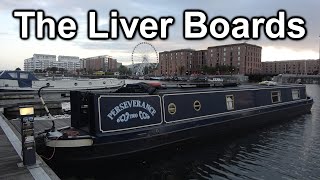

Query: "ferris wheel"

xmin=131 ymin=42 xmax=158 ymax=76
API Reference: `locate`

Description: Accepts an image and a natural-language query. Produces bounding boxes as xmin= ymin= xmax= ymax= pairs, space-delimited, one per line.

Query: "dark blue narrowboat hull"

xmin=42 ymin=85 xmax=313 ymax=161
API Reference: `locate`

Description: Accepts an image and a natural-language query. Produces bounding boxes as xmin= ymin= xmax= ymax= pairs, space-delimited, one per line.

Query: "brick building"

xmin=207 ymin=43 xmax=262 ymax=74
xmin=158 ymin=43 xmax=262 ymax=76
xmin=262 ymin=60 xmax=319 ymax=75
xmin=80 ymin=55 xmax=118 ymax=72
xmin=159 ymin=49 xmax=196 ymax=76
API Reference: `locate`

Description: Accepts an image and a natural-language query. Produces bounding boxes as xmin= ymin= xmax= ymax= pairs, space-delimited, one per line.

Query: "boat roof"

xmin=0 ymin=71 xmax=38 ymax=80
xmin=81 ymin=83 xmax=305 ymax=96
xmin=155 ymin=84 xmax=305 ymax=95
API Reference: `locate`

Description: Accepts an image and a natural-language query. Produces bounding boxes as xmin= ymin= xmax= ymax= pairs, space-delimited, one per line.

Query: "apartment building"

xmin=158 ymin=43 xmax=262 ymax=76
xmin=159 ymin=49 xmax=196 ymax=76
xmin=24 ymin=54 xmax=80 ymax=72
xmin=80 ymin=55 xmax=118 ymax=72
xmin=207 ymin=43 xmax=262 ymax=74
xmin=24 ymin=54 xmax=56 ymax=72
xmin=262 ymin=60 xmax=319 ymax=75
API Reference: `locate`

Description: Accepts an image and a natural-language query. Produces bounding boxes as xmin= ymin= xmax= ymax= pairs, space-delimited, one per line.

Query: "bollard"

xmin=19 ymin=106 xmax=36 ymax=166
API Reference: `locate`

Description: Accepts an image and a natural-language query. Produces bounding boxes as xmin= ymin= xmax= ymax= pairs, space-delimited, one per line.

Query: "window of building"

xmin=238 ymin=46 xmax=240 ymax=50
xmin=271 ymin=91 xmax=281 ymax=103
xmin=292 ymin=89 xmax=300 ymax=100
xmin=238 ymin=51 xmax=240 ymax=55
xmin=226 ymin=95 xmax=234 ymax=110
xmin=223 ymin=52 xmax=226 ymax=56
xmin=224 ymin=48 xmax=226 ymax=51
xmin=238 ymin=57 xmax=240 ymax=61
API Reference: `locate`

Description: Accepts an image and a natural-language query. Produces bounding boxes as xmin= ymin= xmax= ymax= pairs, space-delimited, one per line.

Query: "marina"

xmin=1 ymin=0 xmax=320 ymax=179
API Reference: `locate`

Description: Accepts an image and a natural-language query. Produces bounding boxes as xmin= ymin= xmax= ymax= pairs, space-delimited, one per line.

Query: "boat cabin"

xmin=0 ymin=71 xmax=38 ymax=88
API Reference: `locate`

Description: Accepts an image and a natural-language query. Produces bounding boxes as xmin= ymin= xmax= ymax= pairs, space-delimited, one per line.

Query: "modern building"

xmin=262 ymin=59 xmax=320 ymax=75
xmin=158 ymin=43 xmax=262 ymax=76
xmin=56 ymin=56 xmax=80 ymax=71
xmin=24 ymin=54 xmax=56 ymax=72
xmin=24 ymin=54 xmax=80 ymax=72
xmin=80 ymin=55 xmax=118 ymax=72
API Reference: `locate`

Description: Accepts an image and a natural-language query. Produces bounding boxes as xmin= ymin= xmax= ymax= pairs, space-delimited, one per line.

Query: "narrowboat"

xmin=39 ymin=83 xmax=313 ymax=161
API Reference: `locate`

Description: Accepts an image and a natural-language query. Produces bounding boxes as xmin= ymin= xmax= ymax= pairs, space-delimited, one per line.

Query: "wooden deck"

xmin=10 ymin=118 xmax=71 ymax=134
xmin=0 ymin=114 xmax=61 ymax=180
xmin=0 ymin=128 xmax=34 ymax=179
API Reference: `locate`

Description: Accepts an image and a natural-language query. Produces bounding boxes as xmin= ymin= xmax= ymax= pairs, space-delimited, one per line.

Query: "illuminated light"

xmin=19 ymin=106 xmax=34 ymax=116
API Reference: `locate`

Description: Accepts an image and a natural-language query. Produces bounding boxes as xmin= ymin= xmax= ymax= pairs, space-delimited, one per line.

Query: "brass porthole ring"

xmin=193 ymin=100 xmax=201 ymax=111
xmin=168 ymin=103 xmax=176 ymax=115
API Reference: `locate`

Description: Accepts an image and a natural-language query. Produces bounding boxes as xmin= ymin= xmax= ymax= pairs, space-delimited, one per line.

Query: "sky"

xmin=0 ymin=0 xmax=320 ymax=70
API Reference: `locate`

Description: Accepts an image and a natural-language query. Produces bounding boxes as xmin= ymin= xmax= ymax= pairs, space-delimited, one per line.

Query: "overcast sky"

xmin=0 ymin=0 xmax=319 ymax=70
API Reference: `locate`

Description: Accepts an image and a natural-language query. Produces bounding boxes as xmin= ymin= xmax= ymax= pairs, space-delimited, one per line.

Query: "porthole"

xmin=74 ymin=83 xmax=78 ymax=86
xmin=46 ymin=83 xmax=50 ymax=86
xmin=193 ymin=100 xmax=201 ymax=111
xmin=103 ymin=81 xmax=106 ymax=84
xmin=89 ymin=82 xmax=92 ymax=85
xmin=168 ymin=103 xmax=176 ymax=115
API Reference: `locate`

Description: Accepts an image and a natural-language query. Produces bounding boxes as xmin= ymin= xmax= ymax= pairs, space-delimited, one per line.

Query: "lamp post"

xmin=19 ymin=106 xmax=36 ymax=166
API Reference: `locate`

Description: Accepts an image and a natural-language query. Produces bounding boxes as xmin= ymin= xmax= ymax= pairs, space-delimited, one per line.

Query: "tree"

xmin=178 ymin=66 xmax=185 ymax=76
xmin=201 ymin=66 xmax=217 ymax=75
xmin=118 ymin=65 xmax=130 ymax=75
xmin=58 ymin=68 xmax=65 ymax=73
xmin=50 ymin=67 xmax=58 ymax=73
xmin=15 ymin=67 xmax=21 ymax=71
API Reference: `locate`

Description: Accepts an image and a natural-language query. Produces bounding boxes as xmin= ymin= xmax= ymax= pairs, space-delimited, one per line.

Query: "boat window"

xmin=292 ymin=89 xmax=300 ymax=100
xmin=271 ymin=91 xmax=281 ymax=103
xmin=8 ymin=73 xmax=18 ymax=78
xmin=193 ymin=100 xmax=201 ymax=111
xmin=20 ymin=73 xmax=29 ymax=79
xmin=168 ymin=103 xmax=176 ymax=115
xmin=74 ymin=83 xmax=78 ymax=86
xmin=226 ymin=95 xmax=234 ymax=110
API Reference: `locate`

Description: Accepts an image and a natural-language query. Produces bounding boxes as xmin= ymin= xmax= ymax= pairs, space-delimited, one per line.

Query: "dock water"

xmin=0 ymin=113 xmax=61 ymax=180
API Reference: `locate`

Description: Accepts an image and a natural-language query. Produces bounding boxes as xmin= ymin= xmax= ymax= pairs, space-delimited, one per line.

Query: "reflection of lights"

xmin=19 ymin=106 xmax=34 ymax=116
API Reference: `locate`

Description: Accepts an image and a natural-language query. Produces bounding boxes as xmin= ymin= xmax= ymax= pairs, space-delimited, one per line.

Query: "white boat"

xmin=0 ymin=71 xmax=124 ymax=91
